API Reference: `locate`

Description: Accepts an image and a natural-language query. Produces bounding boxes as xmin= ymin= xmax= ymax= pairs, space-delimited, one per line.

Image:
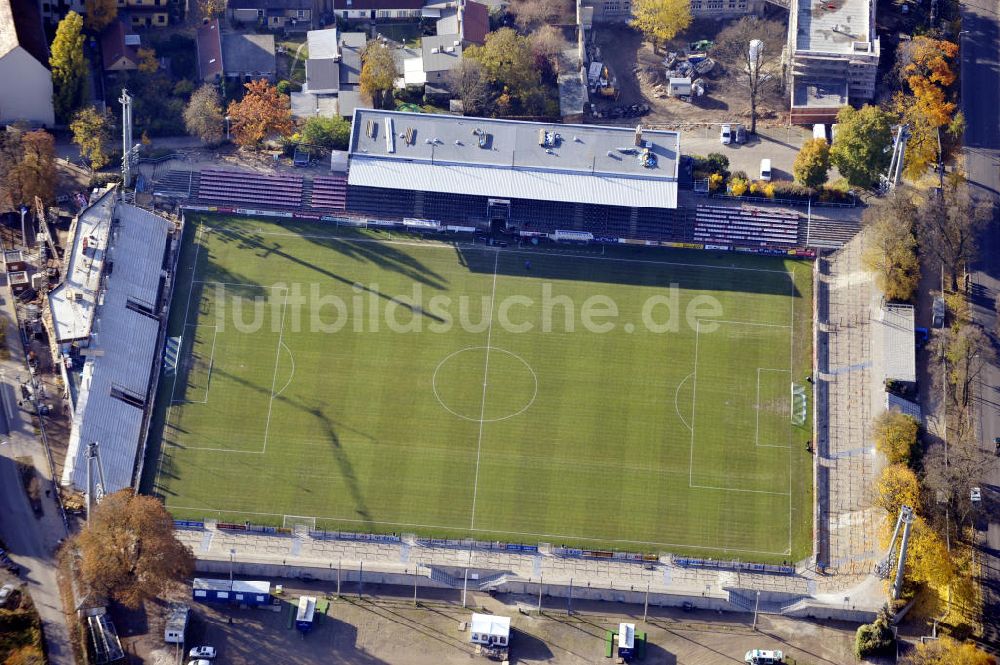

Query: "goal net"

xmin=790 ymin=383 xmax=808 ymax=426
xmin=282 ymin=515 xmax=316 ymax=534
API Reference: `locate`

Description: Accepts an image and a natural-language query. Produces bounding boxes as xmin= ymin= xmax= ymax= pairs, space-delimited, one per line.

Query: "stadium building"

xmin=344 ymin=109 xmax=682 ymax=239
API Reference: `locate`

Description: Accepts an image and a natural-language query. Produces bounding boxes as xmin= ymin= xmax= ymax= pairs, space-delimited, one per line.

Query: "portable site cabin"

xmin=296 ymin=596 xmax=317 ymax=633
xmin=192 ymin=578 xmax=271 ymax=606
xmin=745 ymin=649 xmax=784 ymax=665
xmin=667 ymin=77 xmax=692 ymax=97
xmin=617 ymin=623 xmax=636 ymax=662
xmin=469 ymin=613 xmax=511 ymax=651
xmin=163 ymin=605 xmax=188 ymax=644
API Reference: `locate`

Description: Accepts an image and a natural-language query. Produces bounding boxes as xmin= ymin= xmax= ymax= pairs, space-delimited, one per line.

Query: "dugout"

xmin=296 ymin=596 xmax=317 ymax=633
xmin=617 ymin=623 xmax=636 ymax=662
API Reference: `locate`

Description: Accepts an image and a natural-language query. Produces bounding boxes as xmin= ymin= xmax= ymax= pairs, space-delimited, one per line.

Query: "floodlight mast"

xmin=85 ymin=441 xmax=108 ymax=522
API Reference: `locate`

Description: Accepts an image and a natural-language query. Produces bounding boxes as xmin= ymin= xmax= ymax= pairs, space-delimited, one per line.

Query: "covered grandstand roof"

xmin=62 ymin=204 xmax=170 ymax=493
xmin=347 ymin=110 xmax=680 ymax=209
xmin=873 ymin=303 xmax=915 ymax=384
xmin=48 ymin=187 xmax=118 ymax=343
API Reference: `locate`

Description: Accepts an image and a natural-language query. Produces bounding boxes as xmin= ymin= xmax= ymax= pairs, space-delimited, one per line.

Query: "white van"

xmin=759 ymin=159 xmax=772 ymax=182
xmin=745 ymin=650 xmax=784 ymax=665
xmin=813 ymin=123 xmax=827 ymax=142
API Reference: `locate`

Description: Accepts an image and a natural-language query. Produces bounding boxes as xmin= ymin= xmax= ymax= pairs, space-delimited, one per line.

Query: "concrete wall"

xmin=0 ymin=48 xmax=54 ymax=126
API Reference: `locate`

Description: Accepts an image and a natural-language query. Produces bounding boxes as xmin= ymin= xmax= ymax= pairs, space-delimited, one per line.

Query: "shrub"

xmin=708 ymin=173 xmax=724 ymax=191
xmin=729 ymin=177 xmax=748 ymax=197
xmin=854 ymin=614 xmax=894 ymax=659
xmin=731 ymin=169 xmax=748 ymax=182
xmin=705 ymin=152 xmax=729 ymax=175
xmin=276 ymin=79 xmax=302 ymax=95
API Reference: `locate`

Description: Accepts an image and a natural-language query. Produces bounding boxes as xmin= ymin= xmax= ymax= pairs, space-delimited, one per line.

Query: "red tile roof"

xmin=196 ymin=18 xmax=224 ymax=81
xmin=332 ymin=0 xmax=423 ymax=9
xmin=461 ymin=0 xmax=489 ymax=45
xmin=100 ymin=21 xmax=138 ymax=71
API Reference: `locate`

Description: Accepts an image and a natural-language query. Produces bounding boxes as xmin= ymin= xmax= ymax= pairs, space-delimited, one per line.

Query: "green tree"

xmin=50 ymin=11 xmax=88 ymax=123
xmin=299 ymin=116 xmax=351 ymax=151
xmin=183 ymin=84 xmax=225 ymax=144
xmin=630 ymin=0 xmax=692 ymax=51
xmin=465 ymin=28 xmax=540 ymax=101
xmin=359 ymin=41 xmax=398 ymax=109
xmin=872 ymin=409 xmax=919 ymax=465
xmin=829 ymin=105 xmax=894 ymax=188
xmin=792 ymin=137 xmax=831 ymax=188
xmin=861 ymin=191 xmax=920 ymax=301
xmin=70 ymin=106 xmax=113 ymax=172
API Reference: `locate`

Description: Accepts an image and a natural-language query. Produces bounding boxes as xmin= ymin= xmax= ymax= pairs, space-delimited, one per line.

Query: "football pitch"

xmin=148 ymin=215 xmax=814 ymax=561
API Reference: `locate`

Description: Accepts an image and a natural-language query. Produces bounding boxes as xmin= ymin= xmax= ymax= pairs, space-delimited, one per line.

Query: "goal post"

xmin=790 ymin=383 xmax=808 ymax=426
xmin=282 ymin=515 xmax=316 ymax=533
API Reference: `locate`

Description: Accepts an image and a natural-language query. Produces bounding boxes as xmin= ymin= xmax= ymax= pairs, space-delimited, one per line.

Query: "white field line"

xmin=756 ymin=368 xmax=793 ymax=449
xmin=469 ymin=251 xmax=499 ymax=530
xmin=166 ymin=504 xmax=793 ymax=557
xmin=688 ymin=320 xmax=700 ymax=487
xmin=273 ymin=342 xmax=296 ymax=399
xmin=174 ymin=328 xmax=219 ymax=405
xmin=788 ymin=267 xmax=795 ymax=556
xmin=156 ymin=225 xmax=205 ymax=492
xmin=192 ymin=281 xmax=289 ymax=289
xmin=674 ymin=372 xmax=694 ymax=432
xmin=211 ymin=226 xmax=796 ymax=275
xmin=709 ymin=319 xmax=791 ymax=328
xmin=261 ymin=288 xmax=290 ymax=454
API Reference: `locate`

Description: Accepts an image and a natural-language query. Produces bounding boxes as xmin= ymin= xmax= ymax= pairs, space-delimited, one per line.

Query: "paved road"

xmin=0 ymin=283 xmax=73 ymax=664
xmin=962 ymin=0 xmax=1000 ymax=648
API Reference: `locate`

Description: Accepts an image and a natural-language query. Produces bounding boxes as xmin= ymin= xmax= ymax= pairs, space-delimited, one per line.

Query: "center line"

xmin=470 ymin=251 xmax=499 ymax=530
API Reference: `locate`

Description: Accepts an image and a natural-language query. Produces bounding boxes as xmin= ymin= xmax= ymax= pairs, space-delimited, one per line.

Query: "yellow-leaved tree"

xmin=630 ymin=0 xmax=691 ymax=52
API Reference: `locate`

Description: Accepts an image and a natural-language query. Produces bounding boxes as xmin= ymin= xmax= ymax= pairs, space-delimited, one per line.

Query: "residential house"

xmin=228 ymin=0 xmax=312 ymax=29
xmin=579 ymin=0 xmax=763 ymax=19
xmin=0 ymin=0 xmax=54 ymax=126
xmin=292 ymin=28 xmax=366 ymax=119
xmin=100 ymin=20 xmax=140 ymax=72
xmin=221 ymin=32 xmax=275 ymax=79
xmin=432 ymin=0 xmax=488 ymax=45
xmin=116 ymin=0 xmax=170 ymax=28
xmin=786 ymin=0 xmax=878 ymax=122
xmin=420 ymin=33 xmax=462 ymax=94
xmin=329 ymin=0 xmax=423 ymax=22
xmin=38 ymin=0 xmax=85 ymax=28
xmin=195 ymin=18 xmax=224 ymax=82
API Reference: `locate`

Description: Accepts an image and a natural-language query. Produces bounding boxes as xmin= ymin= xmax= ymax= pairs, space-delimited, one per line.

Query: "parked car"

xmin=759 ymin=159 xmax=772 ymax=182
xmin=188 ymin=647 xmax=216 ymax=659
xmin=187 ymin=660 xmax=212 ymax=665
xmin=734 ymin=125 xmax=747 ymax=144
xmin=720 ymin=124 xmax=732 ymax=145
xmin=993 ymin=436 xmax=999 ymax=456
xmin=0 ymin=584 xmax=15 ymax=607
xmin=971 ymin=487 xmax=982 ymax=503
xmin=746 ymin=649 xmax=784 ymax=665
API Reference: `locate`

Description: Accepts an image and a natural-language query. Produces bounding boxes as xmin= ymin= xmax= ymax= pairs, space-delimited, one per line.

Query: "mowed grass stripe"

xmin=150 ymin=216 xmax=814 ymax=560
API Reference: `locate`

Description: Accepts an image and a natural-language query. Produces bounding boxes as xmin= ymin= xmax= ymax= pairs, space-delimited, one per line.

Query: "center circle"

xmin=432 ymin=346 xmax=538 ymax=422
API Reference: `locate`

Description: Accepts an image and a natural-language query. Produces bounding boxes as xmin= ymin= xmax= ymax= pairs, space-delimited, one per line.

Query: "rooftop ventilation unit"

xmin=431 ymin=47 xmax=440 ymax=53
xmin=404 ymin=127 xmax=416 ymax=144
xmin=538 ymin=129 xmax=557 ymax=147
xmin=365 ymin=119 xmax=377 ymax=139
xmin=445 ymin=46 xmax=456 ymax=53
xmin=385 ymin=117 xmax=395 ymax=153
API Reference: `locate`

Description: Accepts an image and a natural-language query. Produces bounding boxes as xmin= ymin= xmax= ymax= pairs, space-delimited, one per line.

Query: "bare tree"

xmin=508 ymin=0 xmax=569 ymax=29
xmin=530 ymin=25 xmax=571 ymax=75
xmin=916 ymin=176 xmax=992 ymax=290
xmin=711 ymin=18 xmax=785 ymax=134
xmin=448 ymin=59 xmax=492 ymax=116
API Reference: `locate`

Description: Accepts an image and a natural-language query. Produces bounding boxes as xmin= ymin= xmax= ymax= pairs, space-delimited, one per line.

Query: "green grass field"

xmin=147 ymin=215 xmax=814 ymax=561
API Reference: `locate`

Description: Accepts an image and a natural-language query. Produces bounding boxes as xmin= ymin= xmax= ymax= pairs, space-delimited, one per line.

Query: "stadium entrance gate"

xmin=488 ymin=198 xmax=511 ymax=233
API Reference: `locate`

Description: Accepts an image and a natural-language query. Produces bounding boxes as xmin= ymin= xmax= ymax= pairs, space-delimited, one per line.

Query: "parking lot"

xmin=118 ymin=580 xmax=860 ymax=665
xmin=680 ymin=125 xmax=812 ymax=182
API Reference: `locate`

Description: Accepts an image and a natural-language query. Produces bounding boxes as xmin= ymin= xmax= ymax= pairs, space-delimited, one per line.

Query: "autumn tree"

xmin=508 ymin=0 xmax=567 ymax=29
xmin=861 ymin=192 xmax=920 ymax=301
xmin=225 ymin=79 xmax=293 ymax=149
xmin=137 ymin=47 xmax=158 ymax=74
xmin=299 ymin=115 xmax=351 ymax=150
xmin=50 ymin=12 xmax=88 ymax=123
xmin=915 ymin=177 xmax=991 ymax=290
xmin=463 ymin=28 xmax=541 ymax=104
xmin=448 ymin=59 xmax=492 ymax=116
xmin=359 ymin=41 xmax=398 ymax=109
xmin=792 ymin=137 xmax=830 ymax=188
xmin=197 ymin=0 xmax=226 ymax=19
xmin=829 ymin=105 xmax=894 ymax=189
xmin=0 ymin=130 xmax=56 ymax=212
xmin=711 ymin=18 xmax=784 ymax=134
xmin=899 ymin=36 xmax=959 ymax=127
xmin=183 ymin=84 xmax=225 ymax=144
xmin=873 ymin=463 xmax=921 ymax=516
xmin=84 ymin=0 xmax=117 ymax=31
xmin=943 ymin=323 xmax=996 ymax=409
xmin=630 ymin=0 xmax=691 ymax=52
xmin=902 ymin=636 xmax=997 ymax=665
xmin=70 ymin=106 xmax=113 ymax=172
xmin=872 ymin=410 xmax=919 ymax=465
xmin=77 ymin=489 xmax=195 ymax=609
xmin=530 ymin=25 xmax=571 ymax=75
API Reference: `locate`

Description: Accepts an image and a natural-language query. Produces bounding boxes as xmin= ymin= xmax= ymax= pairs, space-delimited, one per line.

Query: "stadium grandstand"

xmin=45 ymin=186 xmax=174 ymax=493
xmin=146 ymin=111 xmax=856 ymax=253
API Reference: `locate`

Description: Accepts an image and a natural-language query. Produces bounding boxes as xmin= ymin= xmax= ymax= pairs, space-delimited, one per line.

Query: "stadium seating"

xmin=693 ymin=205 xmax=801 ymax=246
xmin=196 ymin=170 xmax=304 ymax=208
xmin=308 ymin=176 xmax=348 ymax=210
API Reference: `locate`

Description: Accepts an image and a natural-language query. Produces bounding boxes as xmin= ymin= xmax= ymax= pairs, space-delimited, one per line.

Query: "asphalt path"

xmin=962 ymin=0 xmax=1000 ymax=647
xmin=0 ymin=286 xmax=72 ymax=664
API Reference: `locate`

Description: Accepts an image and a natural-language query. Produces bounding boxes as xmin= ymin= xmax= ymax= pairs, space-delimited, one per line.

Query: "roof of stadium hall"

xmin=347 ymin=110 xmax=681 ymax=209
xmin=61 ymin=201 xmax=171 ymax=494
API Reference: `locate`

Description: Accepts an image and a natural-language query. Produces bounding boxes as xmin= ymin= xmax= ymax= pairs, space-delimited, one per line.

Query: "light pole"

xmin=225 ymin=116 xmax=231 ymax=141
xmin=229 ymin=548 xmax=236 ymax=589
xmin=19 ymin=205 xmax=28 ymax=248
